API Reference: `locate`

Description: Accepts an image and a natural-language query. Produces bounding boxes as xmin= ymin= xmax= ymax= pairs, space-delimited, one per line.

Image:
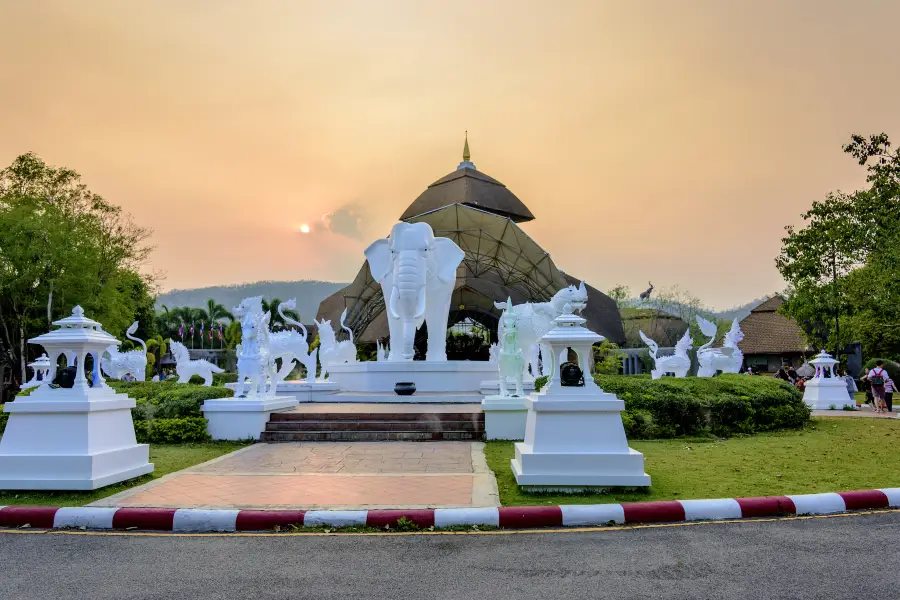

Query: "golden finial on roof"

xmin=462 ymin=131 xmax=470 ymax=162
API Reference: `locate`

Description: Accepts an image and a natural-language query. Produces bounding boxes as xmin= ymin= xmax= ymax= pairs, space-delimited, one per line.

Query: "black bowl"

xmin=394 ymin=382 xmax=416 ymax=396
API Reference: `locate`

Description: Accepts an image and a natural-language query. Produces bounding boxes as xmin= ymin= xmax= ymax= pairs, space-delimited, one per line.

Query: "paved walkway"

xmin=812 ymin=409 xmax=898 ymax=419
xmin=92 ymin=442 xmax=499 ymax=510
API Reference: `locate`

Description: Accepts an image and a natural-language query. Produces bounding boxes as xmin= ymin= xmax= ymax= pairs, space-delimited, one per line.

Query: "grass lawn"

xmin=0 ymin=442 xmax=250 ymax=507
xmin=485 ymin=417 xmax=900 ymax=506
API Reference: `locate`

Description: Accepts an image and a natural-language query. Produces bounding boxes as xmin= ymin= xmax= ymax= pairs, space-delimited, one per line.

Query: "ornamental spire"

xmin=456 ymin=131 xmax=476 ymax=171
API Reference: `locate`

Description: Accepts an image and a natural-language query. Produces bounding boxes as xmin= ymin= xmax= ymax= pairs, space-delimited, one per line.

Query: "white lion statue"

xmin=170 ymin=340 xmax=224 ymax=386
xmin=101 ymin=321 xmax=148 ymax=381
xmin=696 ymin=316 xmax=744 ymax=377
xmin=640 ymin=329 xmax=692 ymax=379
xmin=316 ymin=308 xmax=357 ymax=380
xmin=270 ymin=298 xmax=319 ymax=384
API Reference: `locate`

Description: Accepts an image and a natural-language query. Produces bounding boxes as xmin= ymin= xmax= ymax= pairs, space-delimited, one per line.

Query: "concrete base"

xmin=326 ymin=361 xmax=497 ymax=394
xmin=201 ymin=396 xmax=299 ymax=440
xmin=511 ymin=392 xmax=651 ymax=490
xmin=319 ymin=392 xmax=482 ymax=404
xmin=803 ymin=378 xmax=855 ymax=410
xmin=0 ymin=386 xmax=153 ymax=490
xmin=226 ymin=381 xmax=339 ymax=403
xmin=479 ymin=379 xmax=536 ymax=396
xmin=481 ymin=395 xmax=529 ymax=440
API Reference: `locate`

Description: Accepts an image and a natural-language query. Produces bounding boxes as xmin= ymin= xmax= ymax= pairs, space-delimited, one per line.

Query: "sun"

xmin=299 ymin=224 xmax=310 ymax=234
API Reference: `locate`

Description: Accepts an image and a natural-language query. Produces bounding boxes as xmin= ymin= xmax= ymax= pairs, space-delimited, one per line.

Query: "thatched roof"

xmin=399 ymin=167 xmax=535 ymax=223
xmin=737 ymin=295 xmax=807 ymax=355
xmin=316 ymin=203 xmax=624 ymax=345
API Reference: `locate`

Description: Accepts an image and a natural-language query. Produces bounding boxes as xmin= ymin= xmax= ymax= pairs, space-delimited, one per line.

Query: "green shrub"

xmin=621 ymin=409 xmax=655 ymax=439
xmin=188 ymin=372 xmax=239 ymax=387
xmin=594 ymin=374 xmax=809 ymax=438
xmin=134 ymin=417 xmax=211 ymax=443
xmin=0 ymin=407 xmax=7 ymax=436
xmin=534 ymin=376 xmax=548 ymax=392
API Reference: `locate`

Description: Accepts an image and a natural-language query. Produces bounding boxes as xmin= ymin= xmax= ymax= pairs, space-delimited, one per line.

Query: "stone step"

xmin=265 ymin=420 xmax=483 ymax=432
xmin=259 ymin=430 xmax=482 ymax=442
xmin=269 ymin=412 xmax=484 ymax=423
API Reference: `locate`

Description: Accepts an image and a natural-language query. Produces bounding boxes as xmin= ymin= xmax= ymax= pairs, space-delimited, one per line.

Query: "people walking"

xmin=885 ymin=376 xmax=895 ymax=413
xmin=864 ymin=361 xmax=888 ymax=413
xmin=841 ymin=369 xmax=858 ymax=406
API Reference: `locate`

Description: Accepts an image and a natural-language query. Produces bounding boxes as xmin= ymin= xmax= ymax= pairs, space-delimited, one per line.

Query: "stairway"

xmin=260 ymin=409 xmax=485 ymax=442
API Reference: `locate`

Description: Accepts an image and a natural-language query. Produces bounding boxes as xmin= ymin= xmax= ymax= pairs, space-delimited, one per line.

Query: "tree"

xmin=777 ymin=133 xmax=900 ymax=358
xmin=606 ymin=285 xmax=631 ymax=310
xmin=0 ymin=153 xmax=153 ymax=386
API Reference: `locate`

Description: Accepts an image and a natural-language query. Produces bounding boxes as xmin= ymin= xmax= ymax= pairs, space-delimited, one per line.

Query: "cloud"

xmin=318 ymin=203 xmax=367 ymax=239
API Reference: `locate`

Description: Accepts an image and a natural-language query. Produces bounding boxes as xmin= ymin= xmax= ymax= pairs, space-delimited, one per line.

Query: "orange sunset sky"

xmin=2 ymin=1 xmax=899 ymax=310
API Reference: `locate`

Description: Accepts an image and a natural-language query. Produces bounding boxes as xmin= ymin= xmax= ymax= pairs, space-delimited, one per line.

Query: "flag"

xmin=178 ymin=322 xmax=184 ymax=339
xmin=218 ymin=324 xmax=223 ymax=340
xmin=190 ymin=322 xmax=194 ymax=336
xmin=200 ymin=322 xmax=204 ymax=337
xmin=209 ymin=325 xmax=213 ymax=341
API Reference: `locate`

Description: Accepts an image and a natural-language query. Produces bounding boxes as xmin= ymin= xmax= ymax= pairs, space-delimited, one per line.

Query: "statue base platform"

xmin=226 ymin=381 xmax=339 ymax=403
xmin=511 ymin=392 xmax=651 ymax=490
xmin=482 ymin=395 xmax=529 ymax=440
xmin=803 ymin=378 xmax=855 ymax=410
xmin=326 ymin=361 xmax=498 ymax=394
xmin=479 ymin=379 xmax=536 ymax=396
xmin=0 ymin=386 xmax=153 ymax=490
xmin=202 ymin=396 xmax=298 ymax=440
xmin=314 ymin=391 xmax=482 ymax=403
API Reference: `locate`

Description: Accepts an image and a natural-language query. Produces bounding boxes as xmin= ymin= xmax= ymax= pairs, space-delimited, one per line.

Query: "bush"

xmin=134 ymin=417 xmax=211 ymax=443
xmin=0 ymin=407 xmax=7 ymax=436
xmin=595 ymin=374 xmax=809 ymax=438
xmin=863 ymin=358 xmax=900 ymax=382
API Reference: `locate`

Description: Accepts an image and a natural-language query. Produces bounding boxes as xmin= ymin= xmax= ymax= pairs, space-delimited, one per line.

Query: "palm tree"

xmin=206 ymin=298 xmax=233 ymax=323
xmin=262 ymin=298 xmax=300 ymax=331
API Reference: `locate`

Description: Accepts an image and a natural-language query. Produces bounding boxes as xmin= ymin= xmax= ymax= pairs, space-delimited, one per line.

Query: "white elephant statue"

xmin=696 ymin=316 xmax=744 ymax=377
xmin=640 ymin=329 xmax=692 ymax=379
xmin=364 ymin=221 xmax=465 ymax=361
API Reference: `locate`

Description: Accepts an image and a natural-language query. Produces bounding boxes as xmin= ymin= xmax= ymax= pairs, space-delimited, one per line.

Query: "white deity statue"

xmin=640 ymin=329 xmax=692 ymax=379
xmin=497 ymin=299 xmax=525 ymax=397
xmin=100 ymin=321 xmax=148 ymax=381
xmin=696 ymin=316 xmax=744 ymax=377
xmin=233 ymin=296 xmax=275 ymax=397
xmin=488 ymin=343 xmax=499 ymax=364
xmin=376 ymin=339 xmax=389 ymax=362
xmin=316 ymin=308 xmax=357 ymax=380
xmin=170 ymin=340 xmax=224 ymax=386
xmin=494 ymin=282 xmax=589 ymax=378
xmin=364 ymin=222 xmax=465 ymax=361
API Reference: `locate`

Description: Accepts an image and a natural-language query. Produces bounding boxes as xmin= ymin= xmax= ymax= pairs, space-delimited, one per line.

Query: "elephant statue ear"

xmin=431 ymin=237 xmax=464 ymax=284
xmin=364 ymin=238 xmax=392 ymax=283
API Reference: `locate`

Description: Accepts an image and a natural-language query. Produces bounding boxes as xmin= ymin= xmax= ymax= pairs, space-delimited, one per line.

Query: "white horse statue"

xmin=316 ymin=308 xmax=357 ymax=380
xmin=170 ymin=340 xmax=223 ymax=386
xmin=497 ymin=299 xmax=525 ymax=397
xmin=696 ymin=316 xmax=744 ymax=377
xmin=101 ymin=321 xmax=148 ymax=381
xmin=270 ymin=298 xmax=319 ymax=384
xmin=640 ymin=329 xmax=692 ymax=379
xmin=494 ymin=282 xmax=589 ymax=378
xmin=233 ymin=297 xmax=275 ymax=397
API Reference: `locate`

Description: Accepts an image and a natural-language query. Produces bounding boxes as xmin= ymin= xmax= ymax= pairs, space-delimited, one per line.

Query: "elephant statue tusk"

xmin=413 ymin=289 xmax=426 ymax=320
xmin=389 ymin=286 xmax=401 ymax=320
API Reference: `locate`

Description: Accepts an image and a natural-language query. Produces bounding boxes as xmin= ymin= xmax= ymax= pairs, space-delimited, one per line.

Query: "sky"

xmin=2 ymin=0 xmax=899 ymax=310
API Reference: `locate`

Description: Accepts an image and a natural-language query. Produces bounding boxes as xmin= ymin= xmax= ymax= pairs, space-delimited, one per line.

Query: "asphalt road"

xmin=3 ymin=512 xmax=900 ymax=599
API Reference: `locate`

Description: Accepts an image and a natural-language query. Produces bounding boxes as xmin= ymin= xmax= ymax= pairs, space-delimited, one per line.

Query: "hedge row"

xmin=535 ymin=373 xmax=810 ymax=438
xmin=133 ymin=417 xmax=210 ymax=443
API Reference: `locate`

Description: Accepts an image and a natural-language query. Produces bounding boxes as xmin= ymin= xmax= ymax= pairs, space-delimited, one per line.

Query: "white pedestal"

xmin=326 ymin=361 xmax=497 ymax=395
xmin=0 ymin=386 xmax=153 ymax=490
xmin=201 ymin=396 xmax=298 ymax=440
xmin=482 ymin=395 xmax=529 ymax=440
xmin=803 ymin=378 xmax=855 ymax=410
xmin=479 ymin=379 xmax=536 ymax=396
xmin=511 ymin=390 xmax=651 ymax=490
xmin=226 ymin=381 xmax=339 ymax=403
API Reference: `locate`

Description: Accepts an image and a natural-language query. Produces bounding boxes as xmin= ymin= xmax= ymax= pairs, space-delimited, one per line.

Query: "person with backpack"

xmin=864 ymin=361 xmax=888 ymax=413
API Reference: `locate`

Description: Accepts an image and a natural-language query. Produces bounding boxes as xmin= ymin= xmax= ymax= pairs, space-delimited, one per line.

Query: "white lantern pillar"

xmin=803 ymin=350 xmax=853 ymax=410
xmin=511 ymin=302 xmax=651 ymax=490
xmin=0 ymin=306 xmax=154 ymax=490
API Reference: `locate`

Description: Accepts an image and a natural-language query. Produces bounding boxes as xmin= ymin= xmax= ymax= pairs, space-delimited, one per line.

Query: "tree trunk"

xmin=19 ymin=325 xmax=26 ymax=385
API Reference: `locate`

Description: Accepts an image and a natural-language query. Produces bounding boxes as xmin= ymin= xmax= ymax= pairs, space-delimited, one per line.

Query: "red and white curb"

xmin=1 ymin=488 xmax=898 ymax=532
